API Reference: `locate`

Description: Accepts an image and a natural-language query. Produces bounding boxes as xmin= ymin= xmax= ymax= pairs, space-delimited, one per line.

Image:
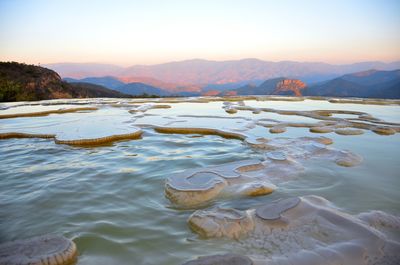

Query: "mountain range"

xmin=212 ymin=69 xmax=399 ymax=98
xmin=62 ymin=68 xmax=400 ymax=99
xmin=46 ymin=59 xmax=400 ymax=92
xmin=303 ymin=69 xmax=400 ymax=98
xmin=64 ymin=77 xmax=177 ymax=96
xmin=1 ymin=61 xmax=400 ymax=101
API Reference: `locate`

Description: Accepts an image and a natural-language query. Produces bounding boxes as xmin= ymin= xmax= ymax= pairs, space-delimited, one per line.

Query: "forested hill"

xmin=0 ymin=62 xmax=129 ymax=102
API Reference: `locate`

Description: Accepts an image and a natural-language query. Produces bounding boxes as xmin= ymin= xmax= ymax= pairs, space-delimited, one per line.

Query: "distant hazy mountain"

xmin=218 ymin=69 xmax=400 ymax=99
xmin=114 ymin=82 xmax=170 ymax=96
xmin=64 ymin=76 xmax=170 ymax=96
xmin=303 ymin=69 xmax=400 ymax=98
xmin=2 ymin=62 xmax=399 ymax=100
xmin=64 ymin=76 xmax=125 ymax=89
xmin=0 ymin=62 xmax=129 ymax=102
xmin=46 ymin=59 xmax=400 ymax=92
xmin=340 ymin=69 xmax=400 ymax=86
xmin=202 ymin=79 xmax=264 ymax=92
xmin=68 ymin=82 xmax=130 ymax=98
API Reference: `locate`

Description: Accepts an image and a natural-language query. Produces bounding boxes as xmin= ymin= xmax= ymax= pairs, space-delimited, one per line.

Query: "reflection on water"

xmin=0 ymin=97 xmax=399 ymax=264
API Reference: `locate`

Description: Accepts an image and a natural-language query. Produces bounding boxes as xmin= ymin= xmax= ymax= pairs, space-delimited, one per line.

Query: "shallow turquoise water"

xmin=0 ymin=98 xmax=399 ymax=264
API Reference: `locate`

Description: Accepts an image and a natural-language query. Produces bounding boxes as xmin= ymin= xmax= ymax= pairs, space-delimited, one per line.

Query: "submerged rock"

xmin=182 ymin=253 xmax=253 ymax=265
xmin=187 ymin=195 xmax=400 ymax=265
xmin=189 ymin=207 xmax=255 ymax=239
xmin=255 ymin=197 xmax=300 ymax=220
xmin=165 ymin=172 xmax=228 ymax=207
xmin=334 ymin=128 xmax=364 ymax=135
xmin=218 ymin=100 xmax=399 ymax=136
xmin=237 ymin=181 xmax=276 ymax=197
xmin=334 ymin=150 xmax=363 ymax=167
xmin=0 ymin=132 xmax=55 ymax=140
xmin=269 ymin=126 xmax=286 ymax=134
xmin=266 ymin=151 xmax=287 ymax=161
xmin=128 ymin=103 xmax=171 ymax=113
xmin=0 ymin=106 xmax=144 ymax=146
xmin=372 ymin=126 xmax=396 ymax=135
xmin=222 ymin=102 xmax=239 ymax=114
xmin=316 ymin=136 xmax=333 ymax=145
xmin=0 ymin=107 xmax=98 ymax=119
xmin=225 ymin=107 xmax=238 ymax=114
xmin=154 ymin=126 xmax=245 ymax=140
xmin=54 ymin=130 xmax=143 ymax=146
xmin=358 ymin=210 xmax=400 ymax=230
xmin=260 ymin=137 xmax=361 ymax=167
xmin=0 ymin=234 xmax=77 ymax=265
xmin=165 ymin=136 xmax=362 ymax=207
xmin=0 ymin=128 xmax=143 ymax=146
xmin=328 ymin=98 xmax=400 ymax=105
xmin=165 ymin=160 xmax=277 ymax=207
xmin=309 ymin=126 xmax=333 ymax=133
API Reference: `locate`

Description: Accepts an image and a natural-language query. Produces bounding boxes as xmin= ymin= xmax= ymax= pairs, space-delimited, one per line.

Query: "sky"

xmin=0 ymin=0 xmax=399 ymax=66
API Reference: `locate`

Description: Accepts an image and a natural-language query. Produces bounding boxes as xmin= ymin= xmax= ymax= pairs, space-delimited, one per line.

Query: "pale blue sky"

xmin=1 ymin=0 xmax=399 ymax=65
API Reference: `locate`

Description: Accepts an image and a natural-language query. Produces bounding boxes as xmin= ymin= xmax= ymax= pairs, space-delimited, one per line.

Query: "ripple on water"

xmin=0 ymin=131 xmax=260 ymax=264
xmin=0 ymin=99 xmax=399 ymax=265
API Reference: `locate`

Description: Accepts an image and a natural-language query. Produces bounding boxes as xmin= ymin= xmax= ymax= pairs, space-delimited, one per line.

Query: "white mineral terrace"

xmin=188 ymin=196 xmax=400 ymax=265
xmin=0 ymin=96 xmax=399 ymax=265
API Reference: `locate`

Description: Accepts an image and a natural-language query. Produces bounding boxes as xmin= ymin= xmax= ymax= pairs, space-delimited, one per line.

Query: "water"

xmin=0 ymin=97 xmax=399 ymax=264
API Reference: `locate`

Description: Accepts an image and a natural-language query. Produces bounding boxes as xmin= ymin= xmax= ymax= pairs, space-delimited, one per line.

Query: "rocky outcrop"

xmin=226 ymin=78 xmax=307 ymax=96
xmin=275 ymin=79 xmax=306 ymax=96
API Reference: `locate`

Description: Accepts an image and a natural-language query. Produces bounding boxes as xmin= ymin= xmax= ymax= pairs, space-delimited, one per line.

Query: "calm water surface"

xmin=0 ymin=98 xmax=399 ymax=264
